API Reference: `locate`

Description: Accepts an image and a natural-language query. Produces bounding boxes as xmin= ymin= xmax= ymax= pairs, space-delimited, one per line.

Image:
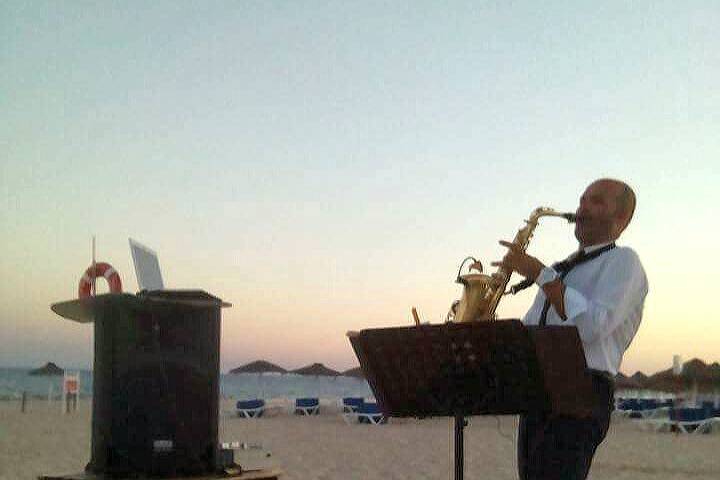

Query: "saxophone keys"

xmin=491 ymin=272 xmax=507 ymax=285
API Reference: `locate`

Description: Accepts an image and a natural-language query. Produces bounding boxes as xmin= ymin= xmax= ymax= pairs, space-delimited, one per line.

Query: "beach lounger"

xmin=344 ymin=401 xmax=386 ymax=425
xmin=669 ymin=407 xmax=719 ymax=434
xmin=357 ymin=402 xmax=386 ymax=425
xmin=236 ymin=399 xmax=265 ymax=418
xmin=645 ymin=407 xmax=719 ymax=434
xmin=294 ymin=397 xmax=320 ymax=416
xmin=342 ymin=397 xmax=364 ymax=413
xmin=701 ymin=401 xmax=718 ymax=417
xmin=616 ymin=398 xmax=671 ymax=419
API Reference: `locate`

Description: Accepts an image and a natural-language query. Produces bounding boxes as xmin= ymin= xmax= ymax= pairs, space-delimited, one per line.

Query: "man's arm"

xmin=542 ymin=278 xmax=567 ymax=319
xmin=493 ymin=239 xmax=570 ymax=318
xmin=495 ymin=243 xmax=647 ymax=340
xmin=560 ymin=249 xmax=648 ymax=343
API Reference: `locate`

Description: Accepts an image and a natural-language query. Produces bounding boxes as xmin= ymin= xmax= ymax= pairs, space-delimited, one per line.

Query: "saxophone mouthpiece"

xmin=563 ymin=213 xmax=577 ymax=223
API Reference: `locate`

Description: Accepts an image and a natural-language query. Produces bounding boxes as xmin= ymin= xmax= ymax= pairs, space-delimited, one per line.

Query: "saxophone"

xmin=449 ymin=207 xmax=576 ymax=322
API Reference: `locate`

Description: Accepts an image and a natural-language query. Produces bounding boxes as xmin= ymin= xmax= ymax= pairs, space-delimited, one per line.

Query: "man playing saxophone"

xmin=493 ymin=178 xmax=648 ymax=480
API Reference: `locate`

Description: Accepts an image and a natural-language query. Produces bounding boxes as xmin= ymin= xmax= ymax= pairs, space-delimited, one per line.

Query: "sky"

xmin=1 ymin=1 xmax=718 ymax=375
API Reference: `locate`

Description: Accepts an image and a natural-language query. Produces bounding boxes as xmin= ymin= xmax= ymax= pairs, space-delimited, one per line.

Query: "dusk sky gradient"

xmin=2 ymin=1 xmax=718 ymax=374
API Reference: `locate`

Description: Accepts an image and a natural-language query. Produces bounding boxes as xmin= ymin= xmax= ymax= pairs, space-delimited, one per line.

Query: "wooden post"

xmin=21 ymin=391 xmax=27 ymax=413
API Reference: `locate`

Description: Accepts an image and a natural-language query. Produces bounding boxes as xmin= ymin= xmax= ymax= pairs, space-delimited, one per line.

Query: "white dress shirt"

xmin=522 ymin=242 xmax=648 ymax=375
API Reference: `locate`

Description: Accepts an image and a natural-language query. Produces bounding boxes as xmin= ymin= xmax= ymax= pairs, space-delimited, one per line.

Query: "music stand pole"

xmin=455 ymin=414 xmax=467 ymax=480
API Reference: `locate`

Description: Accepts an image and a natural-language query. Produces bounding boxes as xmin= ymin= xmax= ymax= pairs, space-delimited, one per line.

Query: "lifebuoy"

xmin=78 ymin=262 xmax=122 ymax=298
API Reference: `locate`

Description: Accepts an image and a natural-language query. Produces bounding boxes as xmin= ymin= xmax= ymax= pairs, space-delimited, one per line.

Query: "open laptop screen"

xmin=129 ymin=238 xmax=164 ymax=291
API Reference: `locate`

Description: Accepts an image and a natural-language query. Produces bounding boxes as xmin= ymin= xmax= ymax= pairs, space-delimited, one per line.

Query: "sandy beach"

xmin=1 ymin=399 xmax=718 ymax=480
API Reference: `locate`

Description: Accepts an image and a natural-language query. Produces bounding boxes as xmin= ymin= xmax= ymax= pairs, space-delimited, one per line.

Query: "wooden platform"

xmin=39 ymin=467 xmax=282 ymax=480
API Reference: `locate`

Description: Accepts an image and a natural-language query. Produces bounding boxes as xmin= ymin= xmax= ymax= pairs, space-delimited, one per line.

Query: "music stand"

xmin=348 ymin=320 xmax=593 ymax=480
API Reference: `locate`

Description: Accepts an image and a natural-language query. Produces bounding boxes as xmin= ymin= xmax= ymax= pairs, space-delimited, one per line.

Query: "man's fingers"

xmin=492 ymin=254 xmax=512 ymax=266
xmin=499 ymin=240 xmax=518 ymax=251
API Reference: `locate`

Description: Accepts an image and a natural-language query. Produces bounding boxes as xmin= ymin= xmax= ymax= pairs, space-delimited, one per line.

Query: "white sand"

xmin=1 ymin=399 xmax=719 ymax=480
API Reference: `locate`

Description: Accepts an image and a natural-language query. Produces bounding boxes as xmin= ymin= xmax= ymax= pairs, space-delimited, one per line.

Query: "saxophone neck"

xmin=513 ymin=207 xmax=576 ymax=251
xmin=529 ymin=207 xmax=576 ymax=224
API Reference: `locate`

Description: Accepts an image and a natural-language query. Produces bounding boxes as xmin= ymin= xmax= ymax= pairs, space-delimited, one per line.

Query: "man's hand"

xmin=491 ymin=240 xmax=545 ymax=280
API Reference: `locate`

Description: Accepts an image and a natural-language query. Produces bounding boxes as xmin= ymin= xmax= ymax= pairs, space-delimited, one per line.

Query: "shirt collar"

xmin=581 ymin=241 xmax=614 ymax=255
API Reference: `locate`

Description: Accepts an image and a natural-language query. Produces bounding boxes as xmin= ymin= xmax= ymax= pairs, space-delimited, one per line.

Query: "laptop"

xmin=129 ymin=238 xmax=164 ymax=291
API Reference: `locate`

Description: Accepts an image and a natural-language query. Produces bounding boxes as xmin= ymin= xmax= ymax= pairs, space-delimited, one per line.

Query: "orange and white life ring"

xmin=78 ymin=262 xmax=122 ymax=298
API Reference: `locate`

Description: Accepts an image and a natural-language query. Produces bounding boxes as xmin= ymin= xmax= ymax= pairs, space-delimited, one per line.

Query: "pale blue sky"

xmin=2 ymin=1 xmax=718 ymax=373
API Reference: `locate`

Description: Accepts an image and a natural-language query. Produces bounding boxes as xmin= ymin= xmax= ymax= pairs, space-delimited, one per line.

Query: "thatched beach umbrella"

xmin=342 ymin=366 xmax=365 ymax=379
xmin=644 ymin=367 xmax=688 ymax=393
xmin=228 ymin=360 xmax=287 ymax=375
xmin=630 ymin=371 xmax=648 ymax=386
xmin=29 ymin=362 xmax=64 ymax=376
xmin=644 ymin=359 xmax=720 ymax=393
xmin=614 ymin=372 xmax=642 ymax=390
xmin=291 ymin=363 xmax=341 ymax=377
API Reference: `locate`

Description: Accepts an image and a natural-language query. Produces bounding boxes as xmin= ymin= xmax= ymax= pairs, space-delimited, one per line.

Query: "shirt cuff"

xmin=535 ymin=267 xmax=558 ymax=287
xmin=561 ymin=286 xmax=588 ymax=322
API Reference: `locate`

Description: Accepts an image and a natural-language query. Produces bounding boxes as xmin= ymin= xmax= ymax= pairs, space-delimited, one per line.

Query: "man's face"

xmin=574 ymin=181 xmax=623 ymax=246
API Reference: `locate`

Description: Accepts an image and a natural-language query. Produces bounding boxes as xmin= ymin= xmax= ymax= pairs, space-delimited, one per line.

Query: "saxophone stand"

xmin=348 ymin=321 xmax=594 ymax=480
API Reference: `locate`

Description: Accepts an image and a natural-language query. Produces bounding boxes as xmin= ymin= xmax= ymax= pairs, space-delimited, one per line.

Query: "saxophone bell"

xmin=454 ymin=256 xmax=481 ymax=284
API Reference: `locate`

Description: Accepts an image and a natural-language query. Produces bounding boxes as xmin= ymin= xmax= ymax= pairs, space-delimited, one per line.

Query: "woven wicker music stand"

xmin=348 ymin=320 xmax=594 ymax=480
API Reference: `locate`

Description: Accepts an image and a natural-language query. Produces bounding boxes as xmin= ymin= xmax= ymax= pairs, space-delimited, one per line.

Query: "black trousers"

xmin=517 ymin=372 xmax=614 ymax=480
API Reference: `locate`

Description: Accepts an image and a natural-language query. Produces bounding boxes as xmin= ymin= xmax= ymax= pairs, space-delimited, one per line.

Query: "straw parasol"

xmin=630 ymin=371 xmax=648 ymax=386
xmin=342 ymin=366 xmax=365 ymax=379
xmin=291 ymin=363 xmax=341 ymax=377
xmin=644 ymin=359 xmax=720 ymax=393
xmin=228 ymin=360 xmax=287 ymax=375
xmin=29 ymin=362 xmax=64 ymax=376
xmin=614 ymin=372 xmax=642 ymax=390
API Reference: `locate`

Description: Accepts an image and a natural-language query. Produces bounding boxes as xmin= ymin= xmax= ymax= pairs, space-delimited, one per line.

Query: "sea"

xmin=0 ymin=367 xmax=373 ymax=401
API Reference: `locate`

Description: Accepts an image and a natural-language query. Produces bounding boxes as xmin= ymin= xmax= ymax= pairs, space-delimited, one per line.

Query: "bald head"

xmin=575 ymin=179 xmax=637 ymax=247
xmin=594 ymin=179 xmax=636 ymax=232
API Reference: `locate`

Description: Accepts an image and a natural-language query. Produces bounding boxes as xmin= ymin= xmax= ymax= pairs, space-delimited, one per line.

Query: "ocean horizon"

xmin=0 ymin=367 xmax=372 ymax=401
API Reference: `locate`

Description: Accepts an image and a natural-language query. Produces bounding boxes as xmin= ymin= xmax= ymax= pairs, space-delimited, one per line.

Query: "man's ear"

xmin=616 ymin=209 xmax=631 ymax=233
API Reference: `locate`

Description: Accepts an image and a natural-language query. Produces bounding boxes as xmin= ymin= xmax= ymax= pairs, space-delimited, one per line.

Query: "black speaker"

xmin=54 ymin=291 xmax=227 ymax=477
